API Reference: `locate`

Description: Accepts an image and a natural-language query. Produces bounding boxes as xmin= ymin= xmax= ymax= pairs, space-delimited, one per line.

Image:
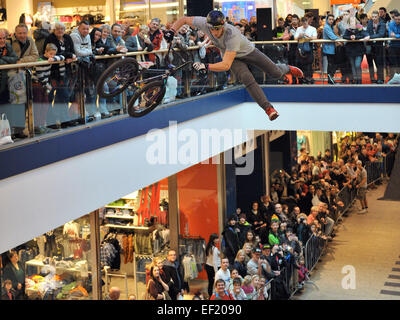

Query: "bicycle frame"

xmin=135 ymin=42 xmax=193 ymax=86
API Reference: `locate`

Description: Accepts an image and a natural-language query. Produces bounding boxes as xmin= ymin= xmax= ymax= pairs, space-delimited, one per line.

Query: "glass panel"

xmin=0 ymin=215 xmax=93 ymax=300
xmin=119 ymin=0 xmax=150 ymax=25
xmin=150 ymin=0 xmax=179 ymax=25
xmin=32 ymin=63 xmax=82 ymax=132
xmin=99 ymin=178 xmax=169 ymax=300
xmin=177 ymin=162 xmax=219 ymax=285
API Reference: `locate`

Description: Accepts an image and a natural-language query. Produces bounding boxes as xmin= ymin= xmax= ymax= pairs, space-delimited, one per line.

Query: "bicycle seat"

xmin=138 ymin=61 xmax=155 ymax=69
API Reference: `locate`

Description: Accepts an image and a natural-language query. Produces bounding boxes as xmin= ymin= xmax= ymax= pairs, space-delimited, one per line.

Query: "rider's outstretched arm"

xmin=171 ymin=17 xmax=195 ymax=33
xmin=208 ymin=51 xmax=237 ymax=72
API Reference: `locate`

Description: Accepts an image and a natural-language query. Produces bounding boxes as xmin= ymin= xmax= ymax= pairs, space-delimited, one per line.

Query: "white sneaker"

xmin=388 ymin=73 xmax=400 ymax=84
xmin=359 ymin=208 xmax=367 ymax=214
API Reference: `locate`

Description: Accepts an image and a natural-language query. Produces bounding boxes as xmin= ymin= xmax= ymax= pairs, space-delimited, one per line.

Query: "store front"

xmin=0 ymin=156 xmax=226 ymax=300
xmin=4 ymin=0 xmax=188 ymax=32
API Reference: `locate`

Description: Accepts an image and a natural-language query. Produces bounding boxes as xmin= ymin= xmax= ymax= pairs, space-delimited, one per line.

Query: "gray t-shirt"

xmin=192 ymin=17 xmax=255 ymax=58
xmin=358 ymin=167 xmax=368 ymax=188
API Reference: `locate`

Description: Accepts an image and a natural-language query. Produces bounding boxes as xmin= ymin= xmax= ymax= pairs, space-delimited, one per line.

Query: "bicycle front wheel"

xmin=127 ymin=81 xmax=166 ymax=117
xmin=96 ymin=58 xmax=139 ymax=98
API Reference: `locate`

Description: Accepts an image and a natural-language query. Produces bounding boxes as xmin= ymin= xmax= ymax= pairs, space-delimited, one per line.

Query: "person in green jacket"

xmin=268 ymin=221 xmax=281 ymax=246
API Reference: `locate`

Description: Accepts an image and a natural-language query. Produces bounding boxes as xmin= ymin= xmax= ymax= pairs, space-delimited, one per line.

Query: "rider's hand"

xmin=164 ymin=29 xmax=175 ymax=43
xmin=193 ymin=62 xmax=206 ymax=71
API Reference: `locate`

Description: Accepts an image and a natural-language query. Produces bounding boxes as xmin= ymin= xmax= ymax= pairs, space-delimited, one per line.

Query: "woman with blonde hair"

xmin=232 ymin=249 xmax=248 ymax=278
xmin=242 ymin=243 xmax=253 ymax=264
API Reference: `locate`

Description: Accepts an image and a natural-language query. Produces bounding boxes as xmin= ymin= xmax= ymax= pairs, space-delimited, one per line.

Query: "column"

xmin=168 ymin=174 xmax=179 ymax=253
xmin=217 ymin=153 xmax=227 ymax=237
xmin=105 ymin=0 xmax=116 ymax=24
xmin=89 ymin=210 xmax=101 ymax=300
xmin=5 ymin=0 xmax=34 ymax=32
xmin=263 ymin=132 xmax=271 ymax=198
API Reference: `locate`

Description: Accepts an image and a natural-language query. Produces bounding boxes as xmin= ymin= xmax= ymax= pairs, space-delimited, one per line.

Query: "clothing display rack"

xmin=132 ymin=252 xmax=153 ymax=297
xmin=104 ymin=266 xmax=128 ymax=299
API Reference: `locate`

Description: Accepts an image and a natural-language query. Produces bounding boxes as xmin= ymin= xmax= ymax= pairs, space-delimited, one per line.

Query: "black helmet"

xmin=206 ymin=10 xmax=225 ymax=28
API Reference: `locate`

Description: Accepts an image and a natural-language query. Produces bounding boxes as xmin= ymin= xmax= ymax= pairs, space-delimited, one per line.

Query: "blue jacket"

xmin=388 ymin=21 xmax=400 ymax=48
xmin=366 ymin=20 xmax=387 ymax=46
xmin=322 ymin=24 xmax=340 ymax=55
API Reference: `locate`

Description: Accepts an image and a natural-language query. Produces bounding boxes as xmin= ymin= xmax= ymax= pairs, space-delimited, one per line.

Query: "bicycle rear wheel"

xmin=127 ymin=81 xmax=166 ymax=117
xmin=96 ymin=58 xmax=139 ymax=98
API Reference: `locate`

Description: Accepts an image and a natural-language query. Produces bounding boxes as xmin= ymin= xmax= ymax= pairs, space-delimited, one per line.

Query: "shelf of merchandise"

xmin=105 ymin=214 xmax=135 ymax=219
xmin=25 ymin=259 xmax=83 ymax=274
xmin=104 ymin=224 xmax=149 ymax=230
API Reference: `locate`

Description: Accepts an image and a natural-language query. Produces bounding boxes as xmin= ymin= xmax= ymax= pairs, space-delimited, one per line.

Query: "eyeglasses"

xmin=208 ymin=24 xmax=224 ymax=30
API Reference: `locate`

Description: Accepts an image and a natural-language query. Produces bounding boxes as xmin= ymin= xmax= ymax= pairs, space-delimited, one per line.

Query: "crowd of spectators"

xmin=0 ymin=6 xmax=399 ymax=139
xmin=268 ymin=6 xmax=400 ymax=85
xmin=200 ymin=132 xmax=398 ymax=300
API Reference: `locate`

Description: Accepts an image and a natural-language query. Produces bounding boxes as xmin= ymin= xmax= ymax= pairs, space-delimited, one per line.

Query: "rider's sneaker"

xmin=266 ymin=105 xmax=279 ymax=121
xmin=288 ymin=65 xmax=304 ymax=79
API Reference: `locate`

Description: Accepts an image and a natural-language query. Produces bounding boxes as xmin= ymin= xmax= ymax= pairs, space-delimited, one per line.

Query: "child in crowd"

xmin=35 ymin=43 xmax=65 ymax=94
xmin=297 ymin=257 xmax=309 ymax=289
xmin=229 ymin=278 xmax=247 ymax=300
xmin=33 ymin=43 xmax=66 ymax=132
xmin=1 ymin=280 xmax=16 ymax=300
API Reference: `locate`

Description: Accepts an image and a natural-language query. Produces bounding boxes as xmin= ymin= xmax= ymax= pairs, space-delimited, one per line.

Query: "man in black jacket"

xmin=259 ymin=195 xmax=275 ymax=228
xmin=366 ymin=11 xmax=387 ymax=83
xmin=163 ymin=250 xmax=184 ymax=300
xmin=222 ymin=216 xmax=241 ymax=265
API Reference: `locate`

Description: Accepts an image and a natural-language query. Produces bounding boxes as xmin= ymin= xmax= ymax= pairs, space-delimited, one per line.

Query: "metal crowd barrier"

xmin=303 ymin=146 xmax=397 ymax=280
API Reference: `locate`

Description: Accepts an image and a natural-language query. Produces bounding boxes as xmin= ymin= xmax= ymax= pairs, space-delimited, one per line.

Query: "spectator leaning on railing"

xmin=343 ymin=16 xmax=370 ymax=84
xmin=294 ymin=16 xmax=317 ymax=84
xmin=41 ymin=22 xmax=76 ymax=128
xmin=125 ymin=25 xmax=154 ymax=60
xmin=388 ymin=12 xmax=400 ymax=79
xmin=366 ymin=11 xmax=387 ymax=84
xmin=11 ymin=24 xmax=39 ymax=63
xmin=109 ymin=23 xmax=128 ymax=53
xmin=323 ymin=14 xmax=341 ymax=84
xmin=0 ymin=30 xmax=18 ymax=105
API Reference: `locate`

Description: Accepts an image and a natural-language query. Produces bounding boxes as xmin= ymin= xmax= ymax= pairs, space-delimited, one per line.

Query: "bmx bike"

xmin=96 ymin=42 xmax=207 ymax=117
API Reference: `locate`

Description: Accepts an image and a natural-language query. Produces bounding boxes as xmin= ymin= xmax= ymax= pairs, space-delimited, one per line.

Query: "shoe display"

xmin=288 ymin=65 xmax=304 ymax=78
xmin=265 ymin=106 xmax=279 ymax=121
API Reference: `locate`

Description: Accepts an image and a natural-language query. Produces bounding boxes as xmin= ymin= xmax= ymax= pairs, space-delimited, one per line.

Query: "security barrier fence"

xmin=300 ymin=147 xmax=397 ymax=296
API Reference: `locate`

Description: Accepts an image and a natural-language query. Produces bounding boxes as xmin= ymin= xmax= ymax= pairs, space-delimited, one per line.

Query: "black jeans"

xmin=388 ymin=47 xmax=400 ymax=77
xmin=296 ymin=51 xmax=314 ymax=81
xmin=326 ymin=54 xmax=336 ymax=81
xmin=230 ymin=48 xmax=290 ymax=110
xmin=366 ymin=45 xmax=384 ymax=81
xmin=205 ymin=264 xmax=215 ymax=297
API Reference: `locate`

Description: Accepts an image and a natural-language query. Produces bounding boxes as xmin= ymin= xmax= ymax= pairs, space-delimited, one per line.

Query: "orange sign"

xmin=330 ymin=0 xmax=361 ymax=5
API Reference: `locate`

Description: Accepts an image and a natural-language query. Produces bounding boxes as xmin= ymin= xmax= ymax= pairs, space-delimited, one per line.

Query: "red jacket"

xmin=148 ymin=29 xmax=164 ymax=63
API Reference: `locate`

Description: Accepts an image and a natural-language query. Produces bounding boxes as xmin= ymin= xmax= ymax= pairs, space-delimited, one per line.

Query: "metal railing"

xmin=303 ymin=147 xmax=397 ymax=274
xmin=0 ymin=37 xmax=398 ymax=148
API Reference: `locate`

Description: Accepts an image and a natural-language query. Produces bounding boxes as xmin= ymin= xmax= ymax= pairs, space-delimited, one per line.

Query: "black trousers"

xmin=205 ymin=264 xmax=215 ymax=297
xmin=230 ymin=48 xmax=289 ymax=110
xmin=296 ymin=51 xmax=314 ymax=81
xmin=366 ymin=45 xmax=384 ymax=81
xmin=389 ymin=47 xmax=400 ymax=77
xmin=326 ymin=54 xmax=336 ymax=80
